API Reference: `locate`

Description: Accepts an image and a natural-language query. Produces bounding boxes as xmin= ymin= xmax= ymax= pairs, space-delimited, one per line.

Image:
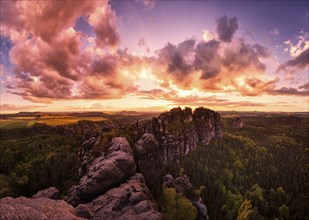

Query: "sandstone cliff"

xmin=141 ymin=107 xmax=222 ymax=164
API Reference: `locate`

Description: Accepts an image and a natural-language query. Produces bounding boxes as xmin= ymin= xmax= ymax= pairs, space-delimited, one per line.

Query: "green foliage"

xmin=278 ymin=204 xmax=289 ymax=218
xmin=0 ymin=133 xmax=81 ymax=197
xmin=237 ymin=199 xmax=253 ymax=220
xmin=168 ymin=115 xmax=309 ymax=219
xmin=161 ymin=188 xmax=197 ymax=220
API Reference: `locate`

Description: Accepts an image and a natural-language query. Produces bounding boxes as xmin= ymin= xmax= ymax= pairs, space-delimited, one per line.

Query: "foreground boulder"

xmin=78 ymin=173 xmax=163 ymax=220
xmin=68 ymin=137 xmax=136 ymax=206
xmin=32 ymin=186 xmax=59 ymax=199
xmin=0 ymin=197 xmax=85 ymax=220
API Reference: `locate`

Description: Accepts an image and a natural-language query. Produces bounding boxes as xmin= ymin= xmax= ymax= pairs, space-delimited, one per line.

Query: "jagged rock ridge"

xmin=142 ymin=107 xmax=222 ymax=164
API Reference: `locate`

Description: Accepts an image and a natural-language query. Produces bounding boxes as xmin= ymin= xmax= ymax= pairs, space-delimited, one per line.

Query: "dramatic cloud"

xmin=1 ymin=1 xmax=307 ymax=110
xmin=152 ymin=31 xmax=275 ymax=96
xmin=88 ymin=5 xmax=120 ymax=47
xmin=138 ymin=89 xmax=266 ymax=107
xmin=284 ymin=30 xmax=309 ymax=57
xmin=278 ymin=49 xmax=309 ymax=72
xmin=216 ymin=16 xmax=238 ymax=42
xmin=0 ymin=1 xmax=99 ymax=43
xmin=268 ymin=87 xmax=309 ymax=96
xmin=1 ymin=1 xmax=125 ymax=103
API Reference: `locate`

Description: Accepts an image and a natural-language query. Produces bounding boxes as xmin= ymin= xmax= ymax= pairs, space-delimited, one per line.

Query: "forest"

xmin=166 ymin=115 xmax=309 ymax=219
xmin=0 ymin=114 xmax=308 ymax=219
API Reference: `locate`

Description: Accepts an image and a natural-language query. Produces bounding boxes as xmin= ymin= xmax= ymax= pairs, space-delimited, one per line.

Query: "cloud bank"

xmin=1 ymin=1 xmax=307 ymax=106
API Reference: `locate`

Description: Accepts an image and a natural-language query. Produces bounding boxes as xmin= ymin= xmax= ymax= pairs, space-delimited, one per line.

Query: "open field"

xmin=0 ymin=116 xmax=106 ymax=129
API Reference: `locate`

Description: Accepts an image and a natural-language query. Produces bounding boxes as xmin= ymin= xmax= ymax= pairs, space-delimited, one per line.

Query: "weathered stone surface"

xmin=78 ymin=137 xmax=98 ymax=179
xmin=0 ymin=197 xmax=85 ymax=220
xmin=32 ymin=187 xmax=59 ymax=199
xmin=136 ymin=133 xmax=165 ymax=196
xmin=141 ymin=107 xmax=222 ymax=164
xmin=83 ymin=173 xmax=163 ymax=220
xmin=68 ymin=137 xmax=136 ymax=206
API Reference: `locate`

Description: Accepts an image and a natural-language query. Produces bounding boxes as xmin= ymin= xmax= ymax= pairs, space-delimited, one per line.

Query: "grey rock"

xmin=68 ymin=137 xmax=136 ymax=206
xmin=0 ymin=197 xmax=85 ymax=220
xmin=75 ymin=204 xmax=92 ymax=219
xmin=32 ymin=186 xmax=60 ymax=199
xmin=83 ymin=173 xmax=163 ymax=220
xmin=141 ymin=107 xmax=222 ymax=164
xmin=136 ymin=133 xmax=165 ymax=196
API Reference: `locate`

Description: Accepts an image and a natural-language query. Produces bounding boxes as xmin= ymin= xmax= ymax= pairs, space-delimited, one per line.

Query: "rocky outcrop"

xmin=66 ymin=137 xmax=163 ymax=219
xmin=141 ymin=107 xmax=222 ymax=164
xmin=232 ymin=116 xmax=244 ymax=128
xmin=68 ymin=137 xmax=136 ymax=206
xmin=32 ymin=187 xmax=59 ymax=199
xmin=135 ymin=107 xmax=221 ymax=199
xmin=0 ymin=197 xmax=85 ymax=220
xmin=79 ymin=173 xmax=163 ymax=220
xmin=78 ymin=136 xmax=101 ymax=179
xmin=136 ymin=133 xmax=165 ymax=197
xmin=162 ymin=174 xmax=209 ymax=220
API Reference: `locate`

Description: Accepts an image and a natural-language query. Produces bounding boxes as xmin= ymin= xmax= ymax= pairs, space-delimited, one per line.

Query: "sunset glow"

xmin=0 ymin=0 xmax=308 ymax=113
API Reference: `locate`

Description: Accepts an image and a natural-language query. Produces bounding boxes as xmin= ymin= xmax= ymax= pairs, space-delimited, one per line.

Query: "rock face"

xmin=162 ymin=174 xmax=209 ymax=220
xmin=142 ymin=107 xmax=222 ymax=164
xmin=136 ymin=133 xmax=165 ymax=196
xmin=68 ymin=137 xmax=136 ymax=206
xmin=32 ymin=187 xmax=59 ymax=199
xmin=136 ymin=107 xmax=222 ymax=198
xmin=232 ymin=116 xmax=244 ymax=128
xmin=79 ymin=173 xmax=163 ymax=220
xmin=66 ymin=137 xmax=162 ymax=219
xmin=78 ymin=136 xmax=101 ymax=179
xmin=0 ymin=197 xmax=85 ymax=220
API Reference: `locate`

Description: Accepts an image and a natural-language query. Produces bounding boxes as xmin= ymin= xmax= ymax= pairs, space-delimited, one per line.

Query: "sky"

xmin=0 ymin=0 xmax=308 ymax=113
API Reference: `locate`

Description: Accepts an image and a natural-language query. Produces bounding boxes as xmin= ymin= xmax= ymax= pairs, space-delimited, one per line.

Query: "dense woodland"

xmin=166 ymin=115 xmax=309 ymax=219
xmin=0 ymin=114 xmax=308 ymax=219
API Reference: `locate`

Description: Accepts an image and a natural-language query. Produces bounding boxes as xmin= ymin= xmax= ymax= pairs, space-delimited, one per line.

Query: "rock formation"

xmin=0 ymin=107 xmax=222 ymax=220
xmin=0 ymin=197 xmax=85 ymax=220
xmin=141 ymin=107 xmax=222 ymax=164
xmin=0 ymin=137 xmax=162 ymax=220
xmin=136 ymin=107 xmax=222 ymax=198
xmin=32 ymin=186 xmax=59 ymax=199
xmin=78 ymin=173 xmax=163 ymax=220
xmin=68 ymin=137 xmax=137 ymax=206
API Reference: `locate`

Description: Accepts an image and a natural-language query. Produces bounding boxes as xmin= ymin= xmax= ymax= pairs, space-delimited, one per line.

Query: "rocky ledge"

xmin=0 ymin=197 xmax=85 ymax=220
xmin=0 ymin=137 xmax=162 ymax=220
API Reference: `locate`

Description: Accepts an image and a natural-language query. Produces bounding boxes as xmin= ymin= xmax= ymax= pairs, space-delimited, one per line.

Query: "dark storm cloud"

xmin=216 ymin=16 xmax=238 ymax=42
